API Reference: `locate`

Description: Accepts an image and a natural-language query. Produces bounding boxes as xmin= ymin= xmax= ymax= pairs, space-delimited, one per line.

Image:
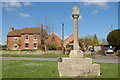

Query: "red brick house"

xmin=64 ymin=34 xmax=85 ymax=50
xmin=7 ymin=26 xmax=62 ymax=50
xmin=64 ymin=34 xmax=74 ymax=49
xmin=46 ymin=33 xmax=62 ymax=48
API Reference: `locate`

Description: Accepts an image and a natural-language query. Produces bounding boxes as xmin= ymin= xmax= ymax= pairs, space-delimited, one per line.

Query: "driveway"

xmin=0 ymin=57 xmax=119 ymax=63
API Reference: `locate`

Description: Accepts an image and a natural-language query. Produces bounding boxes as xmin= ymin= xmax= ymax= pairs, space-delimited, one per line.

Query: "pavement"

xmin=0 ymin=57 xmax=119 ymax=63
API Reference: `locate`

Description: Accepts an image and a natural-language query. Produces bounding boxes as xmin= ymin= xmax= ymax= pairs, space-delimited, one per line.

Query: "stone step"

xmin=62 ymin=57 xmax=92 ymax=65
xmin=58 ymin=62 xmax=100 ymax=77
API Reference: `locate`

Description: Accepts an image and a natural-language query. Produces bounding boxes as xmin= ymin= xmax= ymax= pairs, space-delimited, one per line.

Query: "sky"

xmin=1 ymin=1 xmax=118 ymax=45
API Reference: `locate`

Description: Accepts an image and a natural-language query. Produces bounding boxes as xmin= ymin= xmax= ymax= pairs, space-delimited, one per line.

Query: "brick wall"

xmin=64 ymin=34 xmax=74 ymax=48
xmin=7 ymin=34 xmax=41 ymax=50
xmin=7 ymin=36 xmax=21 ymax=50
xmin=46 ymin=33 xmax=62 ymax=47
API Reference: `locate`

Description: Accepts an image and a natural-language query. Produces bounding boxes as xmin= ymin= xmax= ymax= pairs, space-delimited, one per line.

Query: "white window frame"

xmin=14 ymin=37 xmax=18 ymax=41
xmin=52 ymin=36 xmax=55 ymax=41
xmin=25 ymin=34 xmax=29 ymax=41
xmin=25 ymin=43 xmax=29 ymax=49
xmin=13 ymin=44 xmax=18 ymax=49
xmin=34 ymin=34 xmax=37 ymax=40
xmin=33 ymin=42 xmax=37 ymax=49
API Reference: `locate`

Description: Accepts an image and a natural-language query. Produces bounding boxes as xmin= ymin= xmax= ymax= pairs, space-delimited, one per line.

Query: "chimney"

xmin=9 ymin=27 xmax=14 ymax=31
xmin=40 ymin=24 xmax=43 ymax=35
xmin=40 ymin=24 xmax=43 ymax=29
xmin=110 ymin=27 xmax=112 ymax=32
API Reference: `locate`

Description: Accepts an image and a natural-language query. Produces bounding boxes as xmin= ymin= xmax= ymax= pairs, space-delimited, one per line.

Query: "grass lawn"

xmin=2 ymin=60 xmax=119 ymax=78
xmin=1 ymin=54 xmax=95 ymax=58
xmin=1 ymin=54 xmax=69 ymax=58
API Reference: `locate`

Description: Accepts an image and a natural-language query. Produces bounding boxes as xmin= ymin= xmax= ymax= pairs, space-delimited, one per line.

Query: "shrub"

xmin=65 ymin=49 xmax=71 ymax=55
xmin=107 ymin=29 xmax=120 ymax=46
xmin=38 ymin=44 xmax=45 ymax=51
xmin=20 ymin=50 xmax=36 ymax=51
xmin=46 ymin=44 xmax=56 ymax=50
xmin=56 ymin=47 xmax=62 ymax=50
xmin=116 ymin=50 xmax=120 ymax=56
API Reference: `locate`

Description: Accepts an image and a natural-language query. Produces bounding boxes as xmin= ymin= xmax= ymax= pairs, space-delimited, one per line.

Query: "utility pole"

xmin=62 ymin=23 xmax=65 ymax=54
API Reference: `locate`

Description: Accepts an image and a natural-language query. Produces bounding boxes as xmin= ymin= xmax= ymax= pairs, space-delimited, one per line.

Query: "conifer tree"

xmin=93 ymin=34 xmax=100 ymax=46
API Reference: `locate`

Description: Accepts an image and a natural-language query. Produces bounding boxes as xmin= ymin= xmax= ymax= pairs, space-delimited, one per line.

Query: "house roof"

xmin=50 ymin=33 xmax=62 ymax=40
xmin=7 ymin=29 xmax=22 ymax=37
xmin=7 ymin=27 xmax=46 ymax=37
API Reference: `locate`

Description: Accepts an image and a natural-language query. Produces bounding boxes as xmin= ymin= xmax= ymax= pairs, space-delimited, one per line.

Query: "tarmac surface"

xmin=1 ymin=57 xmax=119 ymax=63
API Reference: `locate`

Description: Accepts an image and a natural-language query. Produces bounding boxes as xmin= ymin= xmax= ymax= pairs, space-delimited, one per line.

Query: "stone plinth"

xmin=70 ymin=50 xmax=83 ymax=58
xmin=58 ymin=50 xmax=100 ymax=77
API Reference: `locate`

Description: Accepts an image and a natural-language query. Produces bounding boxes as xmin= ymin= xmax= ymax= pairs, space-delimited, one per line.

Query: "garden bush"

xmin=116 ymin=50 xmax=120 ymax=56
xmin=107 ymin=29 xmax=120 ymax=46
xmin=56 ymin=47 xmax=62 ymax=50
xmin=46 ymin=44 xmax=56 ymax=50
xmin=65 ymin=49 xmax=71 ymax=55
xmin=38 ymin=44 xmax=45 ymax=51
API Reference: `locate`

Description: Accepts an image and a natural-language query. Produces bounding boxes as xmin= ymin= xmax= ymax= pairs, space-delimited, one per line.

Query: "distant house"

xmin=7 ymin=25 xmax=46 ymax=50
xmin=64 ymin=34 xmax=85 ymax=50
xmin=64 ymin=34 xmax=74 ymax=49
xmin=7 ymin=25 xmax=62 ymax=50
xmin=46 ymin=33 xmax=62 ymax=48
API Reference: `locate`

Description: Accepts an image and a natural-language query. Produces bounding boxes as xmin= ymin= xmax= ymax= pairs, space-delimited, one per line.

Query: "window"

xmin=52 ymin=36 xmax=55 ymax=41
xmin=34 ymin=43 xmax=37 ymax=49
xmin=25 ymin=43 xmax=29 ymax=49
xmin=34 ymin=34 xmax=37 ymax=40
xmin=25 ymin=34 xmax=29 ymax=40
xmin=13 ymin=44 xmax=18 ymax=48
xmin=14 ymin=37 xmax=18 ymax=41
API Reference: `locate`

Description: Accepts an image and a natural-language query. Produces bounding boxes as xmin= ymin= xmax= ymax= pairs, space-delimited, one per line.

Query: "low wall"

xmin=0 ymin=50 xmax=62 ymax=55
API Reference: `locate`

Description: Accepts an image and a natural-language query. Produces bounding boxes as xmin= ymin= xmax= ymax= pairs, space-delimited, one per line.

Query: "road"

xmin=0 ymin=57 xmax=119 ymax=63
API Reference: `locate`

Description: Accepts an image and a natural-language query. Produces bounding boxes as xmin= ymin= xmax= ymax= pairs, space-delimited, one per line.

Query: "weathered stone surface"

xmin=62 ymin=57 xmax=92 ymax=65
xmin=58 ymin=6 xmax=100 ymax=77
xmin=69 ymin=50 xmax=83 ymax=58
xmin=58 ymin=57 xmax=100 ymax=77
xmin=58 ymin=50 xmax=100 ymax=77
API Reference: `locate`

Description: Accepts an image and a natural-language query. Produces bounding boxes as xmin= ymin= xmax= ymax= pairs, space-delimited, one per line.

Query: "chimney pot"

xmin=9 ymin=27 xmax=14 ymax=31
xmin=40 ymin=24 xmax=43 ymax=27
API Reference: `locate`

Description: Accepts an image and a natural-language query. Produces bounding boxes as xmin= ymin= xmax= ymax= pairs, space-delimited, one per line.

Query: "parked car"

xmin=106 ymin=48 xmax=114 ymax=54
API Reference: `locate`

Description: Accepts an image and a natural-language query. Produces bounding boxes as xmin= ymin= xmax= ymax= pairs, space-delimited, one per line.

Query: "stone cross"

xmin=72 ymin=6 xmax=80 ymax=50
xmin=58 ymin=6 xmax=100 ymax=77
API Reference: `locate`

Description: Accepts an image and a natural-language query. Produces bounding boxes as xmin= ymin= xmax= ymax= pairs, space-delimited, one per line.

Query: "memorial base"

xmin=58 ymin=50 xmax=100 ymax=77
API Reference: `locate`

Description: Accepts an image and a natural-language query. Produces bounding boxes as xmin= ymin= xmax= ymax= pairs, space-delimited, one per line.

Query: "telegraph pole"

xmin=62 ymin=23 xmax=65 ymax=54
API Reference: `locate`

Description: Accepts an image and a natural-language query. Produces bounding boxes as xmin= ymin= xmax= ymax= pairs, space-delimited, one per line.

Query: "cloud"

xmin=3 ymin=2 xmax=21 ymax=8
xmin=2 ymin=1 xmax=32 ymax=18
xmin=2 ymin=1 xmax=32 ymax=11
xmin=92 ymin=10 xmax=98 ymax=14
xmin=23 ymin=2 xmax=32 ymax=6
xmin=5 ymin=7 xmax=15 ymax=11
xmin=19 ymin=13 xmax=31 ymax=17
xmin=82 ymin=0 xmax=110 ymax=9
xmin=2 ymin=2 xmax=21 ymax=11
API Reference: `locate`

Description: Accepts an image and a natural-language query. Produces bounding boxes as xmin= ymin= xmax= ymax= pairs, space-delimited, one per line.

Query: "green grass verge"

xmin=2 ymin=60 xmax=119 ymax=78
xmin=2 ymin=60 xmax=58 ymax=78
xmin=84 ymin=54 xmax=96 ymax=58
xmin=1 ymin=54 xmax=95 ymax=58
xmin=1 ymin=54 xmax=69 ymax=58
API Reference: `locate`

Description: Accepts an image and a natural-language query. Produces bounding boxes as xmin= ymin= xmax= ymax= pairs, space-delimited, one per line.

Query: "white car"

xmin=106 ymin=48 xmax=114 ymax=54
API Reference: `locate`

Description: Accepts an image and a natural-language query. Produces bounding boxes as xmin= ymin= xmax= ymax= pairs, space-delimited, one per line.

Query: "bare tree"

xmin=39 ymin=18 xmax=53 ymax=51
